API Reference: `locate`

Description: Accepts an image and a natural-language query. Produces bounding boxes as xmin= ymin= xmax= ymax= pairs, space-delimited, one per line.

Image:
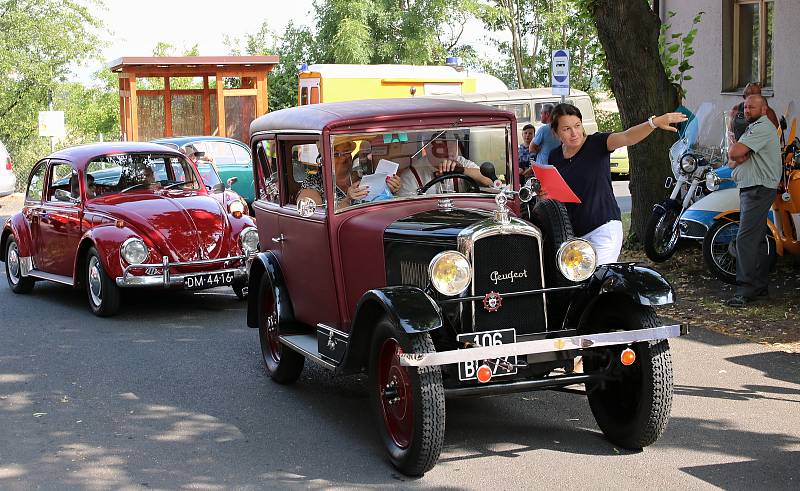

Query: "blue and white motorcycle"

xmin=643 ymin=103 xmax=736 ymax=261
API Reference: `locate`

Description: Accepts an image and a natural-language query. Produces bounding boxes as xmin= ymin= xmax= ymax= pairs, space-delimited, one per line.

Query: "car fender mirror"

xmin=226 ymin=177 xmax=238 ymax=188
xmin=297 ymin=196 xmax=317 ymax=217
xmin=212 ymin=183 xmax=225 ymax=193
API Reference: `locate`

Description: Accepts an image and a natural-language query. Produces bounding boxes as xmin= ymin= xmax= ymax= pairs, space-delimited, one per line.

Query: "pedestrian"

xmin=519 ymin=124 xmax=535 ymax=173
xmin=530 ymin=104 xmax=559 ymax=166
xmin=724 ymin=94 xmax=783 ymax=307
xmin=729 ymin=82 xmax=778 ymax=141
xmin=548 ymin=103 xmax=687 ymax=264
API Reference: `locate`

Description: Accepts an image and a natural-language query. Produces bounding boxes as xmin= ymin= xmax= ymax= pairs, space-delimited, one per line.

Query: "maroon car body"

xmin=245 ymin=99 xmax=684 ymax=476
xmin=1 ymin=142 xmax=258 ymax=316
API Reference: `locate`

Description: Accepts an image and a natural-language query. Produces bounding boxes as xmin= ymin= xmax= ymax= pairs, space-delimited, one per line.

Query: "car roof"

xmin=250 ymin=98 xmax=514 ymax=135
xmin=45 ymin=142 xmax=185 ymax=170
xmin=151 ymin=136 xmax=248 ymax=147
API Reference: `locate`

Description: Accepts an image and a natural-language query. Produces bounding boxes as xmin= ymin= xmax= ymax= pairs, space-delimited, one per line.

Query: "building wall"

xmin=661 ymin=0 xmax=800 ymax=118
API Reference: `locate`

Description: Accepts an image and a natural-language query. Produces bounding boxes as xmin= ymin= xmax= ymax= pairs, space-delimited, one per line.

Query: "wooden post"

xmin=216 ymin=74 xmax=225 ymax=137
xmin=202 ymin=76 xmax=211 ymax=135
xmin=129 ymin=75 xmax=139 ymax=141
xmin=118 ymin=77 xmax=127 ymax=141
xmin=256 ymin=72 xmax=267 ymax=115
xmin=164 ymin=76 xmax=172 ymax=137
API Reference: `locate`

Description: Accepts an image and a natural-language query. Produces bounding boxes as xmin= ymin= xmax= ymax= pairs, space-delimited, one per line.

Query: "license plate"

xmin=184 ymin=271 xmax=234 ymax=290
xmin=457 ymin=328 xmax=517 ymax=381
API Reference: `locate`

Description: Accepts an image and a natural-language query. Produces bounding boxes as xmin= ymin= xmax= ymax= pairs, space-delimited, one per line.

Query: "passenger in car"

xmin=298 ymin=141 xmax=401 ymax=210
xmin=397 ymin=136 xmax=493 ymax=196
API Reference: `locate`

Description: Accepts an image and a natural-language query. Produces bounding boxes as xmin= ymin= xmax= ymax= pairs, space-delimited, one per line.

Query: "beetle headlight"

xmin=680 ymin=154 xmax=697 ymax=174
xmin=557 ymin=239 xmax=596 ymax=282
xmin=121 ymin=237 xmax=149 ymax=265
xmin=240 ymin=227 xmax=259 ymax=254
xmin=428 ymin=251 xmax=471 ymax=296
xmin=229 ymin=199 xmax=246 ymax=218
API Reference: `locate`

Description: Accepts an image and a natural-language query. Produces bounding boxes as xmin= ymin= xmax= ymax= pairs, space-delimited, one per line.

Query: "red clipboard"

xmin=530 ymin=163 xmax=581 ymax=203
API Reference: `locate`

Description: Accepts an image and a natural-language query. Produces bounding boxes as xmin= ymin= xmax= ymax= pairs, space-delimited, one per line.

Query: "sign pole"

xmin=551 ymin=49 xmax=570 ymax=104
xmin=48 ymin=90 xmax=55 ymax=152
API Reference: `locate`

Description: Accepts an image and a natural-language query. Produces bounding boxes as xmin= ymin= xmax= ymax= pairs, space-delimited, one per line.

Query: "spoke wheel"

xmin=703 ymin=220 xmax=740 ymax=284
xmin=368 ymin=319 xmax=444 ymax=476
xmin=257 ymin=274 xmax=303 ymax=384
xmin=644 ymin=205 xmax=681 ymax=262
xmin=4 ymin=236 xmax=34 ymax=293
xmin=85 ymin=247 xmax=120 ymax=316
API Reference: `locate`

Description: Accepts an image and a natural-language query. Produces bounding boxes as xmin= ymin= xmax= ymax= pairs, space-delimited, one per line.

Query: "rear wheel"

xmin=4 ymin=236 xmax=35 ymax=294
xmin=583 ymin=302 xmax=673 ymax=449
xmin=644 ymin=202 xmax=681 ymax=262
xmin=368 ymin=319 xmax=445 ymax=476
xmin=702 ymin=219 xmax=739 ymax=284
xmin=257 ymin=274 xmax=303 ymax=384
xmin=86 ymin=247 xmax=120 ymax=316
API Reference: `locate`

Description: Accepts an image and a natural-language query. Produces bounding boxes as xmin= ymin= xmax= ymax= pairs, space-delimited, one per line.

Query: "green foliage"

xmin=658 ymin=10 xmax=704 ymax=99
xmin=595 ymin=109 xmax=622 ymax=133
xmin=0 ymin=0 xmax=104 ymax=189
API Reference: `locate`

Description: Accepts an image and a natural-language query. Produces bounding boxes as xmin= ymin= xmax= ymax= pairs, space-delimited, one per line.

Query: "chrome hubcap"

xmin=88 ymin=257 xmax=102 ymax=306
xmin=7 ymin=243 xmax=20 ymax=285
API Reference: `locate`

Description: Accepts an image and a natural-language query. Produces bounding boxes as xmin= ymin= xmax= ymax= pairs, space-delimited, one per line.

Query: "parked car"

xmin=610 ymin=145 xmax=630 ymax=177
xmin=152 ymin=136 xmax=255 ymax=205
xmin=1 ymin=142 xmax=258 ymax=316
xmin=245 ymin=98 xmax=686 ymax=476
xmin=0 ymin=140 xmax=16 ymax=197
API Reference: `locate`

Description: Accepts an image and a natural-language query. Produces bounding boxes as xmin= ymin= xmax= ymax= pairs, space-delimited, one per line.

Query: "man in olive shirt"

xmin=725 ymin=95 xmax=782 ymax=307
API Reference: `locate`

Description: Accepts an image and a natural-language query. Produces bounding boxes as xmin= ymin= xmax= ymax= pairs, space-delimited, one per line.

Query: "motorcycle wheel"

xmin=702 ymin=219 xmax=777 ymax=285
xmin=644 ymin=202 xmax=681 ymax=262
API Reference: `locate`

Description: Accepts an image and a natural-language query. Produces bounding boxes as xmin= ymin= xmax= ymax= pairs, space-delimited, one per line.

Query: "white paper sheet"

xmin=358 ymin=159 xmax=400 ymax=201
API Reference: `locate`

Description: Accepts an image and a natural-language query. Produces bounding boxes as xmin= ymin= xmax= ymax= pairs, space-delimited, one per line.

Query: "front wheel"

xmin=86 ymin=247 xmax=120 ymax=316
xmin=368 ymin=319 xmax=445 ymax=476
xmin=643 ymin=203 xmax=681 ymax=262
xmin=257 ymin=274 xmax=303 ymax=384
xmin=5 ymin=235 xmax=35 ymax=294
xmin=583 ymin=302 xmax=674 ymax=449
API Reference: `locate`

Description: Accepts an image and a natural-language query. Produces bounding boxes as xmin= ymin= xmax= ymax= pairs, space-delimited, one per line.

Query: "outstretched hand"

xmin=653 ymin=112 xmax=689 ymax=132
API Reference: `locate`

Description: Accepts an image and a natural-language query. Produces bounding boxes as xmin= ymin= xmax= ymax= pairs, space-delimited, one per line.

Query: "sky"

xmin=75 ymin=0 xmax=498 ymax=84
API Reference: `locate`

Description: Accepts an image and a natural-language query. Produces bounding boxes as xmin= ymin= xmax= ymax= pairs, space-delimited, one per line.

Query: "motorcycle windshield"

xmin=781 ymin=100 xmax=797 ymax=146
xmin=671 ymin=102 xmax=725 ymax=175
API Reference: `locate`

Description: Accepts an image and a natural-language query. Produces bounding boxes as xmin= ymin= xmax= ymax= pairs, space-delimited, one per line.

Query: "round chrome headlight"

xmin=240 ymin=227 xmax=259 ymax=254
xmin=705 ymin=170 xmax=720 ymax=192
xmin=428 ymin=251 xmax=472 ymax=296
xmin=121 ymin=237 xmax=149 ymax=265
xmin=557 ymin=239 xmax=597 ymax=282
xmin=229 ymin=199 xmax=246 ymax=218
xmin=680 ymin=154 xmax=697 ymax=174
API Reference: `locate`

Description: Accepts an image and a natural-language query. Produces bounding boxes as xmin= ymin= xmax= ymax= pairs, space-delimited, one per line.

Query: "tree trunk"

xmin=587 ymin=0 xmax=677 ymax=243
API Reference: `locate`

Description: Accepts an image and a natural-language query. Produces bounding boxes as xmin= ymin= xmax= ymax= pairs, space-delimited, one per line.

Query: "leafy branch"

xmin=658 ymin=10 xmax=704 ymax=98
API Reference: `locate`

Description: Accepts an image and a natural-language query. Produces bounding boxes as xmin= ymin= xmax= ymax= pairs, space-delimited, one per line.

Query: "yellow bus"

xmin=298 ymin=64 xmax=507 ymax=105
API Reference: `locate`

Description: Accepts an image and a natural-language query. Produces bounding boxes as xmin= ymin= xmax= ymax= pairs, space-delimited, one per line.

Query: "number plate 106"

xmin=456 ymin=328 xmax=517 ymax=381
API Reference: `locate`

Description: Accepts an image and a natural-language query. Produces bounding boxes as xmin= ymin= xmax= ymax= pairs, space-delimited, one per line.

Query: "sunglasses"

xmin=333 ymin=150 xmax=352 ymax=158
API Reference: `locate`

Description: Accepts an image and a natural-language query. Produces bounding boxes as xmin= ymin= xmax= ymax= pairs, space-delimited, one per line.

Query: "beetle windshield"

xmin=85 ymin=153 xmax=200 ymax=198
xmin=326 ymin=124 xmax=511 ymax=211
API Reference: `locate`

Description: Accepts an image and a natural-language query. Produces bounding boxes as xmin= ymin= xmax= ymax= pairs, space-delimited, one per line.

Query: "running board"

xmin=280 ymin=334 xmax=336 ymax=371
xmin=26 ymin=270 xmax=74 ymax=286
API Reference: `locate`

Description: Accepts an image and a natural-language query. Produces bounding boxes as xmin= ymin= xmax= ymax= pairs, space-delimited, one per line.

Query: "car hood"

xmin=87 ymin=191 xmax=235 ymax=262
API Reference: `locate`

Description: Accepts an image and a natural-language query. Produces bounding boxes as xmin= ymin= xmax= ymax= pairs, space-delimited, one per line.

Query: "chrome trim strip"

xmin=116 ymin=266 xmax=246 ymax=288
xmin=399 ymin=324 xmax=684 ymax=367
xmin=438 ymin=284 xmax=582 ymax=304
xmin=27 ymin=270 xmax=74 ymax=285
xmin=316 ymin=323 xmax=349 ymax=339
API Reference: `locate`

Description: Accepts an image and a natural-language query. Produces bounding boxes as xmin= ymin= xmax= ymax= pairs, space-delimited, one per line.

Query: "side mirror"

xmin=193 ymin=151 xmax=206 ymax=159
xmin=518 ymin=177 xmax=541 ymax=203
xmin=226 ymin=176 xmax=238 ymax=189
xmin=212 ymin=183 xmax=225 ymax=193
xmin=54 ymin=189 xmax=77 ymax=203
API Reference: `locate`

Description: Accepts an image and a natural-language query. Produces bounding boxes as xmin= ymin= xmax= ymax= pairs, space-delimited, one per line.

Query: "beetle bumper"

xmin=116 ymin=255 xmax=252 ymax=288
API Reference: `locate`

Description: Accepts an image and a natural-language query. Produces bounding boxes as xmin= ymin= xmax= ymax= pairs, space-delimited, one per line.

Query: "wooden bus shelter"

xmin=110 ymin=56 xmax=279 ymax=143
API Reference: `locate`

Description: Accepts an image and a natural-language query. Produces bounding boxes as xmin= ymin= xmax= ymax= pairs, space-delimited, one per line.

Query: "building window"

xmin=731 ymin=0 xmax=774 ymax=89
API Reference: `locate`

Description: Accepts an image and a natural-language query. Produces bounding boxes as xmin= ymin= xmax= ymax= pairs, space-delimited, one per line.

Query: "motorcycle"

xmin=643 ymin=103 xmax=735 ymax=261
xmin=701 ymin=102 xmax=799 ymax=284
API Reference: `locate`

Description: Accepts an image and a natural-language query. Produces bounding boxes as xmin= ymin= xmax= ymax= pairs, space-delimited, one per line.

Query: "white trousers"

xmin=581 ymin=220 xmax=623 ymax=265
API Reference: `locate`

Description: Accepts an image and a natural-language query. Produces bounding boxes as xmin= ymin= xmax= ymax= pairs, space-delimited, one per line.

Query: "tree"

xmin=581 ymin=0 xmax=677 ymax=242
xmin=0 ymin=0 xmax=103 ymax=186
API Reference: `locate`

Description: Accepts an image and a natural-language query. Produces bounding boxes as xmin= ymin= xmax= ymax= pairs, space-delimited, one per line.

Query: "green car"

xmin=152 ymin=136 xmax=255 ymax=204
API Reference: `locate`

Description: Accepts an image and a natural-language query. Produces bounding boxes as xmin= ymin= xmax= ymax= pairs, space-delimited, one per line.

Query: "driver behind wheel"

xmin=397 ymin=134 xmax=493 ymax=196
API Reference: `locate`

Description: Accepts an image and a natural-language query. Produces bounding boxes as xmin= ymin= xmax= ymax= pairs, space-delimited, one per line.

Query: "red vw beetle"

xmin=1 ymin=142 xmax=258 ymax=316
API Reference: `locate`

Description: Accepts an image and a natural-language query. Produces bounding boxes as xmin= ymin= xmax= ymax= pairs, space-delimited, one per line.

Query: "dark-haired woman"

xmin=547 ymin=103 xmax=687 ymax=264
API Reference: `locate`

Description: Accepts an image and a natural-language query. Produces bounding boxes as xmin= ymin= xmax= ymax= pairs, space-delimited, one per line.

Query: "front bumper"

xmin=399 ymin=324 xmax=687 ymax=367
xmin=116 ymin=254 xmax=252 ymax=288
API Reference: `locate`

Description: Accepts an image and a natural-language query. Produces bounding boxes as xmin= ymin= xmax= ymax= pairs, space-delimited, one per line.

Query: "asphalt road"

xmin=613 ymin=180 xmax=631 ymax=212
xmin=0 ymin=278 xmax=798 ymax=489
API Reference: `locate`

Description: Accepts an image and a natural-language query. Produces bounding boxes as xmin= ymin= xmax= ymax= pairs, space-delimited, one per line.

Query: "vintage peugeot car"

xmin=245 ymin=99 xmax=686 ymax=476
xmin=1 ymin=142 xmax=258 ymax=316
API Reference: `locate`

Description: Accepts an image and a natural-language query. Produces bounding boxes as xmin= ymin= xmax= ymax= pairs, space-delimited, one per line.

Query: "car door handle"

xmin=271 ymin=234 xmax=285 ymax=243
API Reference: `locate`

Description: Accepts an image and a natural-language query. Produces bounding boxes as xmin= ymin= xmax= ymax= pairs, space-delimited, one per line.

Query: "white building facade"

xmin=660 ymin=0 xmax=800 ymax=117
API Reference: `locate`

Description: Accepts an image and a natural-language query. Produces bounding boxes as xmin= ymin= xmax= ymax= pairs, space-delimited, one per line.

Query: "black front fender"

xmin=340 ymin=286 xmax=443 ymax=374
xmin=246 ymin=251 xmax=294 ymax=329
xmin=564 ymin=263 xmax=675 ymax=328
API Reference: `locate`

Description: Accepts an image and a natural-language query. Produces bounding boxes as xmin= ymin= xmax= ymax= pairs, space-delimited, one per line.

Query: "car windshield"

xmin=186 ymin=141 xmax=250 ymax=166
xmin=321 ymin=124 xmax=510 ymax=211
xmin=195 ymin=161 xmax=222 ymax=188
xmin=85 ymin=153 xmax=200 ymax=197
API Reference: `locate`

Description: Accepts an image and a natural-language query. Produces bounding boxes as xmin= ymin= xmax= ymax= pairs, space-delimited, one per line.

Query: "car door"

xmin=22 ymin=161 xmax=47 ymax=264
xmin=36 ymin=161 xmax=82 ymax=277
xmin=273 ymin=137 xmax=340 ymax=329
xmin=252 ymin=137 xmax=281 ymax=260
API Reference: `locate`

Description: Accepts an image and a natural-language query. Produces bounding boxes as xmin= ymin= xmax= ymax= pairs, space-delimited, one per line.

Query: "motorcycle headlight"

xmin=680 ymin=154 xmax=697 ymax=174
xmin=121 ymin=237 xmax=149 ymax=265
xmin=705 ymin=170 xmax=720 ymax=192
xmin=239 ymin=227 xmax=259 ymax=254
xmin=557 ymin=239 xmax=597 ymax=282
xmin=229 ymin=199 xmax=246 ymax=218
xmin=428 ymin=251 xmax=472 ymax=296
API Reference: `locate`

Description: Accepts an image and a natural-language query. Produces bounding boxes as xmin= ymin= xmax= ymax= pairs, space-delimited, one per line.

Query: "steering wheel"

xmin=417 ymin=173 xmax=480 ymax=195
xmin=120 ymin=182 xmax=148 ymax=193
